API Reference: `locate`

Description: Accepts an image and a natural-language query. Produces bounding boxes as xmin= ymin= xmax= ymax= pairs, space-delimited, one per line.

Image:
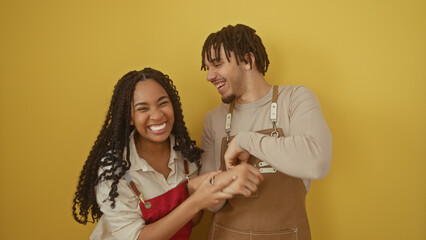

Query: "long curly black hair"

xmin=72 ymin=67 xmax=202 ymax=224
xmin=201 ymin=24 xmax=270 ymax=75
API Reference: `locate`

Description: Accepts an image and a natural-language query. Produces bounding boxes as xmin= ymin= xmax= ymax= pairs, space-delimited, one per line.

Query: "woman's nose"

xmin=149 ymin=108 xmax=164 ymax=120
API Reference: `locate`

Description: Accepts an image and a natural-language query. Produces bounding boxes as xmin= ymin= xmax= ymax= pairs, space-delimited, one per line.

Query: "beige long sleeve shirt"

xmin=200 ymin=85 xmax=332 ymax=191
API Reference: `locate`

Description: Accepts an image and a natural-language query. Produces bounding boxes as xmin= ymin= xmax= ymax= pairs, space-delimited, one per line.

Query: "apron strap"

xmin=225 ymin=85 xmax=279 ymax=142
xmin=183 ymin=159 xmax=189 ymax=180
xmin=124 ymin=172 xmax=151 ymax=208
xmin=270 ymin=86 xmax=279 ymax=137
xmin=272 ymin=85 xmax=278 ymax=102
xmin=225 ymin=101 xmax=235 ymax=141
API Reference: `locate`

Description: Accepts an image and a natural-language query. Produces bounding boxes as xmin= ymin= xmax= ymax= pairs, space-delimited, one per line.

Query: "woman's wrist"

xmin=187 ymin=173 xmax=208 ymax=195
xmin=186 ymin=193 xmax=204 ymax=212
xmin=187 ymin=179 xmax=196 ymax=195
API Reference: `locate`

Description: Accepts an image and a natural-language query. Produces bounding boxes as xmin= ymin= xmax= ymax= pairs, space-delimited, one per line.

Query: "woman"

xmin=72 ymin=68 xmax=234 ymax=240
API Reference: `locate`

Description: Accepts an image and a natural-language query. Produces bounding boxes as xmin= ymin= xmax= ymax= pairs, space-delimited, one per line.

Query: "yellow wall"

xmin=1 ymin=0 xmax=425 ymax=239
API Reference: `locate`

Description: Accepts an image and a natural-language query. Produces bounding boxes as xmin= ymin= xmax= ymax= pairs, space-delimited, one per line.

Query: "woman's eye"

xmin=159 ymin=101 xmax=169 ymax=106
xmin=137 ymin=107 xmax=148 ymax=111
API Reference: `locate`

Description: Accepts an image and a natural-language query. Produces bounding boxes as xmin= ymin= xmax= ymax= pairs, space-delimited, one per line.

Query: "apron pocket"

xmin=211 ymin=222 xmax=298 ymax=240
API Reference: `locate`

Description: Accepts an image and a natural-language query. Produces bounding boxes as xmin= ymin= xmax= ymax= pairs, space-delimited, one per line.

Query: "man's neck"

xmin=236 ymin=75 xmax=271 ymax=104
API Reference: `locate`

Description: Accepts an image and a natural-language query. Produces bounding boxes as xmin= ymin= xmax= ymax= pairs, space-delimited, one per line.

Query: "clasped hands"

xmin=215 ymin=136 xmax=263 ymax=197
xmin=187 ymin=136 xmax=262 ymax=211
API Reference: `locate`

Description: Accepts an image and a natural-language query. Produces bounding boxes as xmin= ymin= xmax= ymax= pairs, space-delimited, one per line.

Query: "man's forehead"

xmin=208 ymin=45 xmax=224 ymax=58
xmin=205 ymin=45 xmax=233 ymax=62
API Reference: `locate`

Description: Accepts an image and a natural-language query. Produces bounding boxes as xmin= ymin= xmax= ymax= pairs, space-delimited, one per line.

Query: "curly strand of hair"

xmin=73 ymin=71 xmax=139 ymax=224
xmin=72 ymin=99 xmax=117 ymax=224
xmin=100 ymin=73 xmax=139 ymax=208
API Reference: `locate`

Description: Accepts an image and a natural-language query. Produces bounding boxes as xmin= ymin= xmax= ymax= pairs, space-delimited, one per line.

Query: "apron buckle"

xmin=259 ymin=167 xmax=277 ymax=173
xmin=259 ymin=161 xmax=270 ymax=167
xmin=271 ymin=121 xmax=280 ymax=137
xmin=138 ymin=194 xmax=152 ymax=209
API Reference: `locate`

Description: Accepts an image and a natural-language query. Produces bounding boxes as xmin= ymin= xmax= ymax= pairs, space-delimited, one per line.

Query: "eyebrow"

xmin=134 ymin=95 xmax=169 ymax=107
xmin=211 ymin=58 xmax=221 ymax=63
xmin=205 ymin=58 xmax=221 ymax=66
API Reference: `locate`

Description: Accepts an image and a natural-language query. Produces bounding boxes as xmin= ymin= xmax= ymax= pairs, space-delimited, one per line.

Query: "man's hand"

xmin=224 ymin=135 xmax=251 ymax=170
xmin=215 ymin=163 xmax=264 ymax=197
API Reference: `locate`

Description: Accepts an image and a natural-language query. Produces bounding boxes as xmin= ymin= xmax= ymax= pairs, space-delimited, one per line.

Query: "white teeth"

xmin=215 ymin=82 xmax=225 ymax=89
xmin=149 ymin=123 xmax=166 ymax=131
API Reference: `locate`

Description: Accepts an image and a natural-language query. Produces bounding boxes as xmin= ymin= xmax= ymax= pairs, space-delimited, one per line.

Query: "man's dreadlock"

xmin=201 ymin=24 xmax=270 ymax=75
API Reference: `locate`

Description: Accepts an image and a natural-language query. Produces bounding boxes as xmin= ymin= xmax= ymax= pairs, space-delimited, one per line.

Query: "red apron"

xmin=124 ymin=160 xmax=192 ymax=240
xmin=140 ymin=179 xmax=192 ymax=240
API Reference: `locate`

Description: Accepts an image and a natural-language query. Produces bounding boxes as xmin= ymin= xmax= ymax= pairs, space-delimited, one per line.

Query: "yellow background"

xmin=1 ymin=0 xmax=425 ymax=239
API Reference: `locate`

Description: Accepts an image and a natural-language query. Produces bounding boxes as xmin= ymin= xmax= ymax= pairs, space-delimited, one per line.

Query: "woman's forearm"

xmin=137 ymin=195 xmax=202 ymax=240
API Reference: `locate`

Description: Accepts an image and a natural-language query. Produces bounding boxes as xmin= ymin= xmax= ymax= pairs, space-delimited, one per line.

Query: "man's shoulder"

xmin=277 ymin=84 xmax=309 ymax=92
xmin=277 ymin=85 xmax=315 ymax=98
xmin=206 ymin=102 xmax=229 ymax=117
xmin=203 ymin=103 xmax=229 ymax=131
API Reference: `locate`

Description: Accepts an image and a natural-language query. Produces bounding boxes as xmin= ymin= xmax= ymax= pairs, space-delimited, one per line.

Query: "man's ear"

xmin=243 ymin=52 xmax=255 ymax=70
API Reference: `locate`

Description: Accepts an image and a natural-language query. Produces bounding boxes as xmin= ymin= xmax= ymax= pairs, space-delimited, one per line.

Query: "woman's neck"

xmin=134 ymin=133 xmax=172 ymax=179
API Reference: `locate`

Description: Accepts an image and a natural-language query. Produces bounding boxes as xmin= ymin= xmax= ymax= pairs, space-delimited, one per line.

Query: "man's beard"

xmin=222 ymin=94 xmax=236 ymax=104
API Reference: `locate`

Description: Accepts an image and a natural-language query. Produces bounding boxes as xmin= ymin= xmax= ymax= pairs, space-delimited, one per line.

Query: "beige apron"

xmin=207 ymin=86 xmax=311 ymax=240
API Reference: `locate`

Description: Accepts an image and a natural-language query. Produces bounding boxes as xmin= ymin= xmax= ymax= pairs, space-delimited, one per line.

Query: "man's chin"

xmin=222 ymin=94 xmax=236 ymax=104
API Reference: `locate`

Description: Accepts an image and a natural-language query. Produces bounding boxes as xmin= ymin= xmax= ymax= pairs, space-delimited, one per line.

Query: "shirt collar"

xmin=233 ymin=85 xmax=273 ymax=110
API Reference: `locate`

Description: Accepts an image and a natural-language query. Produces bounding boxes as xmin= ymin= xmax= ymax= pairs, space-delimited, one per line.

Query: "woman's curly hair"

xmin=72 ymin=67 xmax=202 ymax=224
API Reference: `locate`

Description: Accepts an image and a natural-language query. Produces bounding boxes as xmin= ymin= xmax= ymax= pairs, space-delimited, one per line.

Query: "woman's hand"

xmin=189 ymin=171 xmax=235 ymax=209
xmin=215 ymin=163 xmax=263 ymax=197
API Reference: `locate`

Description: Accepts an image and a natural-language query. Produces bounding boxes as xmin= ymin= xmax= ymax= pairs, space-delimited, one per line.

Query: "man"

xmin=200 ymin=24 xmax=332 ymax=240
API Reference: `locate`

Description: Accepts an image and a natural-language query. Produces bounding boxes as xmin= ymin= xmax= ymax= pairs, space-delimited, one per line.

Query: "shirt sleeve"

xmin=90 ymin=177 xmax=145 ymax=240
xmin=236 ymin=86 xmax=332 ymax=179
xmin=200 ymin=111 xmax=217 ymax=174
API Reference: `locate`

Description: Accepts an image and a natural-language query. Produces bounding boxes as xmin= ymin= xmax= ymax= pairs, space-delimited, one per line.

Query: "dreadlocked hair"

xmin=72 ymin=67 xmax=202 ymax=224
xmin=201 ymin=24 xmax=270 ymax=75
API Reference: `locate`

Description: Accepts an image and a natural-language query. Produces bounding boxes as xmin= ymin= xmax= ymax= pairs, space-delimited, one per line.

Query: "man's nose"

xmin=206 ymin=69 xmax=216 ymax=82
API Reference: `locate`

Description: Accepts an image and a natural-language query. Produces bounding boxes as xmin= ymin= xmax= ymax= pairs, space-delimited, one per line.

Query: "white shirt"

xmin=90 ymin=132 xmax=198 ymax=240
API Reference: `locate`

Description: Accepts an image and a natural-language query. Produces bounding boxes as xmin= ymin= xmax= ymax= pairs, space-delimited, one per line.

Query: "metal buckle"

xmin=259 ymin=161 xmax=270 ymax=167
xmin=271 ymin=121 xmax=280 ymax=137
xmin=259 ymin=167 xmax=277 ymax=173
xmin=138 ymin=195 xmax=151 ymax=209
xmin=226 ymin=131 xmax=231 ymax=146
